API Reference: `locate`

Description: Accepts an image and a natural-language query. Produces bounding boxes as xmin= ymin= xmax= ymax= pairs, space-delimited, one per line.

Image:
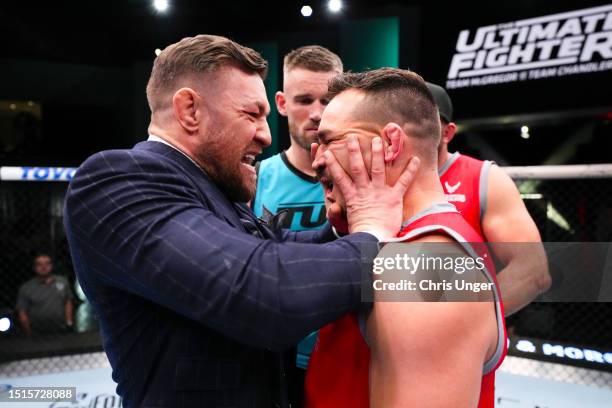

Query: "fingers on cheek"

xmin=347 ymin=140 xmax=360 ymax=154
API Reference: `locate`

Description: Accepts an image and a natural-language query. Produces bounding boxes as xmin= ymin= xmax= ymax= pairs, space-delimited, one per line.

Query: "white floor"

xmin=1 ymin=353 xmax=611 ymax=407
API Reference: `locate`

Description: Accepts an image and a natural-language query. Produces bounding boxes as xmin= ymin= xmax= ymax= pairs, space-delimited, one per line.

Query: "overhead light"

xmin=0 ymin=317 xmax=10 ymax=332
xmin=155 ymin=48 xmax=162 ymax=56
xmin=328 ymin=0 xmax=342 ymax=13
xmin=301 ymin=5 xmax=313 ymax=17
xmin=520 ymin=125 xmax=530 ymax=139
xmin=153 ymin=0 xmax=169 ymax=12
xmin=520 ymin=193 xmax=543 ymax=200
xmin=9 ymin=103 xmax=16 ymax=110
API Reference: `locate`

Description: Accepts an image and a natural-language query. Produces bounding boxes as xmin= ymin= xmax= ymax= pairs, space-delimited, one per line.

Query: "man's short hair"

xmin=33 ymin=253 xmax=52 ymax=263
xmin=327 ymin=68 xmax=440 ymax=160
xmin=146 ymin=34 xmax=268 ymax=112
xmin=283 ymin=45 xmax=343 ymax=73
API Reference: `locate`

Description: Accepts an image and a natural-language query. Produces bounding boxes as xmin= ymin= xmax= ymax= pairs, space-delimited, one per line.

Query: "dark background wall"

xmin=0 ymin=1 xmax=609 ymax=166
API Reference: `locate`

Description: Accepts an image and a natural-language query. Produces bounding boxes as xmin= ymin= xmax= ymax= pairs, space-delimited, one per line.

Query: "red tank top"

xmin=304 ymin=204 xmax=507 ymax=408
xmin=439 ymin=152 xmax=492 ymax=237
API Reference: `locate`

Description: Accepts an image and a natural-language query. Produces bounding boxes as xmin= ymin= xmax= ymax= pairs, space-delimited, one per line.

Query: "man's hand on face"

xmin=313 ymin=135 xmax=420 ymax=240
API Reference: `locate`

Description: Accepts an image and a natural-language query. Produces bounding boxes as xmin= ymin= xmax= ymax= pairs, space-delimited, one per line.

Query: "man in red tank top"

xmin=307 ymin=68 xmax=506 ymax=407
xmin=427 ymin=83 xmax=550 ymax=315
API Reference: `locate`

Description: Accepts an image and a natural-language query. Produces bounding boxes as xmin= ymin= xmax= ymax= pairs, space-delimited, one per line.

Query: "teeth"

xmin=242 ymin=154 xmax=255 ymax=165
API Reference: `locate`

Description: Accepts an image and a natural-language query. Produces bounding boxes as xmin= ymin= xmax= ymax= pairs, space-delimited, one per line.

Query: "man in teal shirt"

xmin=253 ymin=45 xmax=342 ymax=234
xmin=252 ymin=46 xmax=343 ymax=394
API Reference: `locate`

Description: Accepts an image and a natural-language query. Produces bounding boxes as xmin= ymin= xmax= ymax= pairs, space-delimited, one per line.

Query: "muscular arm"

xmin=367 ymin=237 xmax=497 ymax=407
xmin=482 ymin=165 xmax=551 ymax=316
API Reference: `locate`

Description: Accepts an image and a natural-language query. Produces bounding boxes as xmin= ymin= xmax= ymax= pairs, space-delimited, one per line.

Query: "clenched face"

xmin=315 ymin=90 xmax=382 ymax=217
xmin=195 ymin=67 xmax=272 ymax=202
xmin=277 ymin=68 xmax=340 ymax=150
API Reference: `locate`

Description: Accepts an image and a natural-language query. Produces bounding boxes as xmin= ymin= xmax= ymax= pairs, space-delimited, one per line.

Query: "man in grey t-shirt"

xmin=16 ymin=254 xmax=74 ymax=335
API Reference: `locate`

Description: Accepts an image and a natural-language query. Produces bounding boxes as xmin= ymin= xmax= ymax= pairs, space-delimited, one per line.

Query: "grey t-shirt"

xmin=16 ymin=275 xmax=73 ymax=332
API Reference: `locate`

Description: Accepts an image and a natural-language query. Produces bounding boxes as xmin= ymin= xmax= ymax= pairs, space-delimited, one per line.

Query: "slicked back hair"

xmin=146 ymin=34 xmax=268 ymax=112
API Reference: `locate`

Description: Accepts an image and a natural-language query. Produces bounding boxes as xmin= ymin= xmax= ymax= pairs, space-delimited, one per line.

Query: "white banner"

xmin=446 ymin=4 xmax=612 ymax=89
xmin=0 ymin=167 xmax=77 ymax=182
xmin=496 ymin=371 xmax=612 ymax=407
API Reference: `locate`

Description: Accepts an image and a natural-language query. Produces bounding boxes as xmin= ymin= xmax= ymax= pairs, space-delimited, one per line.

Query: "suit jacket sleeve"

xmin=278 ymin=223 xmax=337 ymax=244
xmin=64 ymin=149 xmax=376 ymax=351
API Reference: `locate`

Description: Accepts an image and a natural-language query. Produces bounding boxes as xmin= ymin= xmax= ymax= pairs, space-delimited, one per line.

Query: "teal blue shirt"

xmin=253 ymin=151 xmax=325 ymax=369
xmin=253 ymin=152 xmax=326 ymax=231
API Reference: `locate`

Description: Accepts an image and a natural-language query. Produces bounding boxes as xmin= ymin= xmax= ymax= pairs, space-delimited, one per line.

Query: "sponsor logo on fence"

xmin=0 ymin=167 xmax=77 ymax=182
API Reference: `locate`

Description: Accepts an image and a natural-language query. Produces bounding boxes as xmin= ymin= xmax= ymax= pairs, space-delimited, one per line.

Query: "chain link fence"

xmin=0 ymin=164 xmax=610 ymax=387
xmin=0 ymin=169 xmax=101 ymax=370
xmin=504 ymin=164 xmax=612 ymax=388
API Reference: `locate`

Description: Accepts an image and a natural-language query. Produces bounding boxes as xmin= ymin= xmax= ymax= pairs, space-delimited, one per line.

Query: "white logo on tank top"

xmin=444 ymin=181 xmax=461 ymax=193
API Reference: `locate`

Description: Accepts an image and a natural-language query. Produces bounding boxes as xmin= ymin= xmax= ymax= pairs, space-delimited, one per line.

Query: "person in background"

xmin=253 ymin=45 xmax=342 ymax=232
xmin=252 ymin=45 xmax=343 ymax=400
xmin=16 ymin=253 xmax=74 ymax=336
xmin=428 ymin=82 xmax=550 ymax=315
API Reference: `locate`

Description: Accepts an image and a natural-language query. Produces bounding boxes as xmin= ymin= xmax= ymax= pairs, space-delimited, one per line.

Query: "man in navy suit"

xmin=63 ymin=34 xmax=419 ymax=407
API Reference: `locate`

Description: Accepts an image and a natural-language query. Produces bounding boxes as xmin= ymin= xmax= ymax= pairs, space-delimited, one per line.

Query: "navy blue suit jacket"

xmin=63 ymin=141 xmax=377 ymax=408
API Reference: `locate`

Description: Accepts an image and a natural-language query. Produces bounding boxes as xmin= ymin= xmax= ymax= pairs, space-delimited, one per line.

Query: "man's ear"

xmin=275 ymin=91 xmax=288 ymax=117
xmin=173 ymin=88 xmax=200 ymax=133
xmin=442 ymin=122 xmax=457 ymax=145
xmin=381 ymin=123 xmax=405 ymax=163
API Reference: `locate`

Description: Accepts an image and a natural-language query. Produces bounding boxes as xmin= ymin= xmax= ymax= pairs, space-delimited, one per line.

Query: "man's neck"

xmin=147 ymin=128 xmax=206 ymax=171
xmin=285 ymin=144 xmax=317 ymax=178
xmin=437 ymin=147 xmax=452 ymax=171
xmin=401 ymin=172 xmax=447 ymax=224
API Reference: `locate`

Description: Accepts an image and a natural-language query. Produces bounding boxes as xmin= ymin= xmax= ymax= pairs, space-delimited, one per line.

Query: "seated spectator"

xmin=16 ymin=253 xmax=74 ymax=336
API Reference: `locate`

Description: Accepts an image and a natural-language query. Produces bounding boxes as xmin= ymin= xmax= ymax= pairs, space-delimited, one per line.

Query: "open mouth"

xmin=240 ymin=154 xmax=257 ymax=172
xmin=320 ymin=176 xmax=335 ymax=200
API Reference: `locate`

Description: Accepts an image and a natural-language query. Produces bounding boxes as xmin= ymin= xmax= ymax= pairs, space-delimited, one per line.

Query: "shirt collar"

xmin=147 ymin=134 xmax=205 ymax=172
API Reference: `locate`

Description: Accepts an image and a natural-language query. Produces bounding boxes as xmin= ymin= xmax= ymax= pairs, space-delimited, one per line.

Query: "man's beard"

xmin=198 ymin=130 xmax=256 ymax=203
xmin=289 ymin=120 xmax=318 ymax=151
xmin=206 ymin=157 xmax=254 ymax=203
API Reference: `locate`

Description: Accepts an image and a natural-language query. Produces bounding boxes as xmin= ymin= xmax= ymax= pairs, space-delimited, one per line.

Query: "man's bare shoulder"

xmin=369 ymin=231 xmax=498 ymax=361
